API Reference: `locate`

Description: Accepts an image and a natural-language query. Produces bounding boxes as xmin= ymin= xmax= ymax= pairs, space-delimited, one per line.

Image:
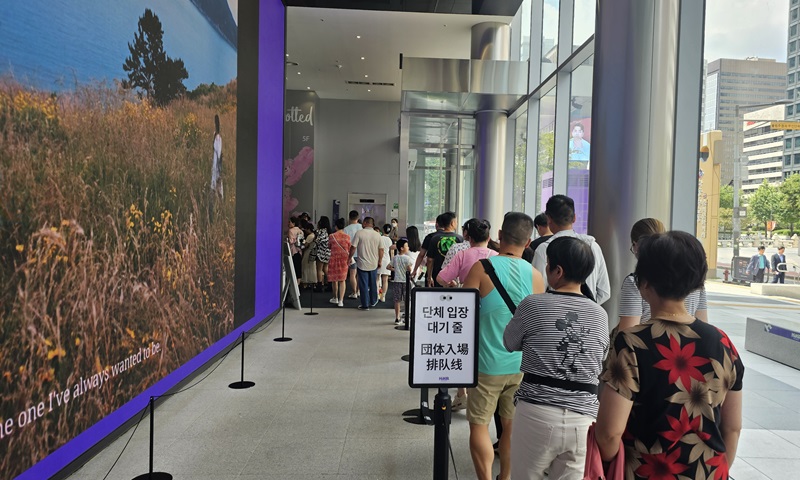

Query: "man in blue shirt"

xmin=747 ymin=245 xmax=770 ymax=283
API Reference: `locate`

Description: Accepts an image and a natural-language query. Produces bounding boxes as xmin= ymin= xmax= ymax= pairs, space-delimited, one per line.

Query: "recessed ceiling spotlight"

xmin=364 ymin=74 xmax=368 ymax=78
xmin=361 ymin=56 xmax=365 ymax=60
xmin=297 ymin=72 xmax=301 ymax=75
xmin=367 ymin=89 xmax=371 ymax=92
xmin=286 ymin=53 xmax=289 ymax=57
xmin=356 ymin=35 xmax=361 ymax=39
xmin=307 ymin=86 xmax=311 ymax=90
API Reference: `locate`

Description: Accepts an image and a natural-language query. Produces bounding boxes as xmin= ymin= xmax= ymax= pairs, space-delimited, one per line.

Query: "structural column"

xmin=588 ymin=0 xmax=704 ymax=323
xmin=473 ymin=22 xmax=510 ymax=233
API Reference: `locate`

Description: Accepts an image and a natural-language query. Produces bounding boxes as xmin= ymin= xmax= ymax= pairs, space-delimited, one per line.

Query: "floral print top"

xmin=600 ymin=318 xmax=744 ymax=480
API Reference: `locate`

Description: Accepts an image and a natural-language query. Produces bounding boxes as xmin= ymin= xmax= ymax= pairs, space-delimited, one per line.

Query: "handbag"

xmin=583 ymin=423 xmax=625 ymax=480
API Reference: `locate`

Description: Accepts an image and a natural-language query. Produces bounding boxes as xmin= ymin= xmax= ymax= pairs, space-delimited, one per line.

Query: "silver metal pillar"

xmin=473 ymin=23 xmax=510 ymax=232
xmin=588 ymin=0 xmax=704 ymax=325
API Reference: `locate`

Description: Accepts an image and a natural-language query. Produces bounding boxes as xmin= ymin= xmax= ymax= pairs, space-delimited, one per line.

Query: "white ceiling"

xmin=285 ymin=7 xmax=512 ymax=102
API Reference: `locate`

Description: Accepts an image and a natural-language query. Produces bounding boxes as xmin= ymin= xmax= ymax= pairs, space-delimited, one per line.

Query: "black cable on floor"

xmin=157 ymin=337 xmax=241 ymax=398
xmin=447 ymin=421 xmax=459 ymax=480
xmin=101 ymin=405 xmax=148 ymax=480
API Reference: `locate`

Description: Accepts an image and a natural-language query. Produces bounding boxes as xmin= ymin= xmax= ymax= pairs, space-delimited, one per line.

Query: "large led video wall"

xmin=1 ymin=1 xmax=285 ymax=478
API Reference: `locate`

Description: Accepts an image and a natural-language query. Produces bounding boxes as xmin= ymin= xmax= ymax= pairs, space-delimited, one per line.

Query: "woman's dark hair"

xmin=546 ymin=236 xmax=595 ymax=284
xmin=317 ymin=216 xmax=332 ymax=234
xmin=630 ymin=218 xmax=665 ymax=244
xmin=289 ymin=216 xmax=299 ymax=227
xmin=301 ymin=220 xmax=314 ymax=232
xmin=396 ymin=238 xmax=408 ymax=251
xmin=405 ymin=226 xmax=421 ymax=252
xmin=463 ymin=218 xmax=491 ymax=243
xmin=487 ymin=239 xmax=500 ymax=252
xmin=335 ymin=217 xmax=346 ymax=230
xmin=383 ymin=223 xmax=393 ymax=235
xmin=634 ymin=231 xmax=707 ymax=300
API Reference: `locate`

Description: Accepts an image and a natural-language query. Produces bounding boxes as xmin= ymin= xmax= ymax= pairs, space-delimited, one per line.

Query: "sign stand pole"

xmin=432 ymin=387 xmax=451 ymax=480
xmin=402 ymin=388 xmax=433 ymax=425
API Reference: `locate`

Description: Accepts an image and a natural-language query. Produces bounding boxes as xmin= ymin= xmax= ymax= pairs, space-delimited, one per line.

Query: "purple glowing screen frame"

xmin=17 ymin=1 xmax=286 ymax=478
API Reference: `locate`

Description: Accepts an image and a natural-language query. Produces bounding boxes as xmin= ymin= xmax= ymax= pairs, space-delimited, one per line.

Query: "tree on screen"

xmin=123 ymin=9 xmax=189 ymax=106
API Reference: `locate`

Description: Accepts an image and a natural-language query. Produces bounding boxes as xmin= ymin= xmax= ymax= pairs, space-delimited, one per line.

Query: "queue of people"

xmin=286 ymin=196 xmax=744 ymax=480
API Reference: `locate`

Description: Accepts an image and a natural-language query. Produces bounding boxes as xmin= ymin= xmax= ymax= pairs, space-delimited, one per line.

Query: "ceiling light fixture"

xmin=297 ymin=72 xmax=301 ymax=75
xmin=356 ymin=35 xmax=361 ymax=39
xmin=367 ymin=89 xmax=371 ymax=92
xmin=364 ymin=74 xmax=368 ymax=78
xmin=307 ymin=86 xmax=311 ymax=90
xmin=361 ymin=56 xmax=365 ymax=60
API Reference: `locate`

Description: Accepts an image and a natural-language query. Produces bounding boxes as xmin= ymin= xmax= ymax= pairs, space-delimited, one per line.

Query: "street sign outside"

xmin=409 ymin=288 xmax=479 ymax=388
xmin=770 ymin=121 xmax=800 ymax=130
xmin=734 ymin=206 xmax=747 ymax=217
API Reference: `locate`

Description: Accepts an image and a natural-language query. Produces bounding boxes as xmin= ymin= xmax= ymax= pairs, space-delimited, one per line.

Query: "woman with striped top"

xmin=504 ymin=236 xmax=609 ymax=479
xmin=618 ymin=218 xmax=708 ymax=331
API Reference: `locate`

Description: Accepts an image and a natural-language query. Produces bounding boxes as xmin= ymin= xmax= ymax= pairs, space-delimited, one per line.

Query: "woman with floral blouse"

xmin=595 ymin=231 xmax=744 ymax=480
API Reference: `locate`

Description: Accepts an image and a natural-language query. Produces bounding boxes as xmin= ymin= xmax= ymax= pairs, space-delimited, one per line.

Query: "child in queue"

xmin=387 ymin=239 xmax=413 ymax=325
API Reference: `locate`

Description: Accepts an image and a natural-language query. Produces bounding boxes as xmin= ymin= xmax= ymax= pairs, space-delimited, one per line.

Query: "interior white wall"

xmin=314 ymin=99 xmax=401 ymax=222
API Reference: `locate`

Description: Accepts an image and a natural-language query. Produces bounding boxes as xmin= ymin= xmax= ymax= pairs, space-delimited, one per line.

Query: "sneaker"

xmin=357 ymin=305 xmax=370 ymax=311
xmin=337 ymin=301 xmax=344 ymax=307
xmin=451 ymin=394 xmax=467 ymax=411
xmin=379 ymin=295 xmax=386 ymax=302
xmin=395 ymin=318 xmax=402 ymax=325
xmin=329 ymin=298 xmax=338 ymax=304
xmin=371 ymin=300 xmax=379 ymax=307
xmin=348 ymin=293 xmax=358 ymax=299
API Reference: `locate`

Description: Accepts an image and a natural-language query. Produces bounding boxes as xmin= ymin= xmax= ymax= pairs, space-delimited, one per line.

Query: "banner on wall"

xmin=0 ymin=2 xmax=238 ymax=477
xmin=284 ymin=90 xmax=317 ymax=221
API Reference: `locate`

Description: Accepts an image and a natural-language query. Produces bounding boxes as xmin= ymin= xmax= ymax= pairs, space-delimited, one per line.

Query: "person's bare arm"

xmin=531 ymin=268 xmax=545 ymax=294
xmin=695 ymin=309 xmax=709 ymax=322
xmin=425 ymin=257 xmax=434 ymax=287
xmin=411 ymin=247 xmax=427 ymax=276
xmin=720 ymin=390 xmax=743 ymax=467
xmin=348 ymin=245 xmax=356 ymax=263
xmin=462 ymin=262 xmax=484 ymax=292
xmin=618 ymin=316 xmax=641 ymax=331
xmin=594 ymin=387 xmax=633 ymax=461
xmin=378 ymin=247 xmax=384 ymax=269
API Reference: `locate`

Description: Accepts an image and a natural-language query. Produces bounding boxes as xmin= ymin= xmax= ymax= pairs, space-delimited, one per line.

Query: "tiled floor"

xmin=66 ymin=280 xmax=800 ymax=480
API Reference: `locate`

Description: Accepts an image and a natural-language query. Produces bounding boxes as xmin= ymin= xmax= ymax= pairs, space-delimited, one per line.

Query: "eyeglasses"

xmin=629 ymin=243 xmax=636 ymax=255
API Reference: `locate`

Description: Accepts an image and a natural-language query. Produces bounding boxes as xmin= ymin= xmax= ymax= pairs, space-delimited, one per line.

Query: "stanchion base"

xmin=402 ymin=410 xmax=433 ymax=426
xmin=400 ymin=354 xmax=410 ymax=362
xmin=132 ymin=472 xmax=172 ymax=480
xmin=304 ymin=312 xmax=319 ymax=316
xmin=228 ymin=381 xmax=255 ymax=389
xmin=274 ymin=337 xmax=293 ymax=342
xmin=394 ymin=325 xmax=407 ymax=331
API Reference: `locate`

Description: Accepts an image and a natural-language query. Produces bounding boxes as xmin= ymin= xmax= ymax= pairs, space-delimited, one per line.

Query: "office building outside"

xmin=742 ymin=105 xmax=785 ymax=193
xmin=703 ymin=57 xmax=787 ymax=185
xmin=784 ymin=0 xmax=800 ymax=178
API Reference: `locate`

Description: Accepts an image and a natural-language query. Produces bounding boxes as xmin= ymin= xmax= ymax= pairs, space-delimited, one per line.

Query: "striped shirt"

xmin=503 ymin=291 xmax=609 ymax=418
xmin=618 ymin=274 xmax=707 ymax=322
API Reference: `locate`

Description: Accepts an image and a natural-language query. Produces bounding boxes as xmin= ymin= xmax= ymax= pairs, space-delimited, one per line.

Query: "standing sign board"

xmin=282 ymin=241 xmax=302 ymax=309
xmin=409 ymin=288 xmax=479 ymax=388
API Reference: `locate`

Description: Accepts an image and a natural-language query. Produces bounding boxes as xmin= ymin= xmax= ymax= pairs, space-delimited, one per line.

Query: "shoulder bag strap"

xmin=480 ymin=259 xmax=517 ymax=314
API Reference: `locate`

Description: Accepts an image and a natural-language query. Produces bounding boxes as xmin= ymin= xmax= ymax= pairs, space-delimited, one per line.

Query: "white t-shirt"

xmin=377 ymin=236 xmax=393 ymax=275
xmin=352 ymin=228 xmax=383 ymax=271
xmin=618 ymin=274 xmax=708 ymax=322
xmin=343 ymin=223 xmax=362 ymax=259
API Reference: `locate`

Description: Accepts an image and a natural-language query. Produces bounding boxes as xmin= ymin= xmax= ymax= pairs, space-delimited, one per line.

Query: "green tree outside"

xmin=779 ymin=173 xmax=800 ymax=233
xmin=747 ymin=181 xmax=784 ymax=237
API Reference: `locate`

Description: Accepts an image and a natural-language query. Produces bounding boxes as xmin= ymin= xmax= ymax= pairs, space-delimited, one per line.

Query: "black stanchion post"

xmin=275 ymin=281 xmax=293 ymax=342
xmin=131 ymin=397 xmax=172 ymax=480
xmin=402 ymin=387 xmax=433 ymax=425
xmin=229 ymin=332 xmax=255 ymax=389
xmin=433 ymin=387 xmax=451 ymax=480
xmin=404 ymin=273 xmax=410 ymax=331
xmin=305 ymin=283 xmax=318 ymax=316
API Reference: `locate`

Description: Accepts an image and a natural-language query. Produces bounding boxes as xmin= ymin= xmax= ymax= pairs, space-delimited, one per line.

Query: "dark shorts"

xmin=392 ymin=281 xmax=406 ymax=304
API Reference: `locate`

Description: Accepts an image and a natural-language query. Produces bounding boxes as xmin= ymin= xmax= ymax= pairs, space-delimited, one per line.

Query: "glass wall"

xmin=511 ymin=0 xmax=596 ymax=223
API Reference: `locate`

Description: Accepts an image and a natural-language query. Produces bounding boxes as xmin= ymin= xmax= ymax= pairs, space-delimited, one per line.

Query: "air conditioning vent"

xmin=346 ymin=80 xmax=396 ymax=86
